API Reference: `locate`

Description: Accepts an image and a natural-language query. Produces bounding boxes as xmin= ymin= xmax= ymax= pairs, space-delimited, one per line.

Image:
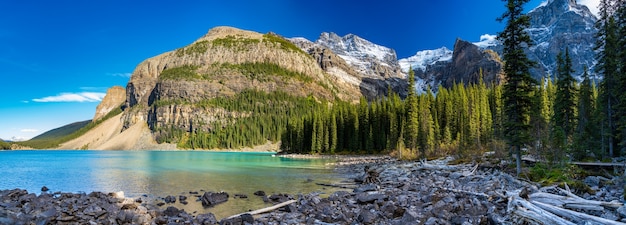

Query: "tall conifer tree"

xmin=575 ymin=66 xmax=598 ymax=159
xmin=616 ymin=1 xmax=626 ymax=151
xmin=497 ymin=0 xmax=536 ymax=175
xmin=406 ymin=68 xmax=420 ymax=154
xmin=553 ymin=48 xmax=577 ymax=141
xmin=595 ymin=0 xmax=619 ymax=157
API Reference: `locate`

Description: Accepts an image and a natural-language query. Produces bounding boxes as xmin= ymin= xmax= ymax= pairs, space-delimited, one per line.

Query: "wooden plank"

xmin=521 ymin=157 xmax=625 ymax=167
xmin=571 ymin=161 xmax=626 ymax=167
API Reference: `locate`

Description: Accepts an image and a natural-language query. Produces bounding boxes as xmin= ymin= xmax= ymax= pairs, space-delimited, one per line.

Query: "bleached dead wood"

xmin=507 ymin=188 xmax=626 ymax=225
xmin=532 ymin=200 xmax=626 ymax=225
xmin=462 ymin=164 xmax=479 ymax=177
xmin=530 ymin=192 xmax=623 ymax=209
xmin=508 ymin=196 xmax=576 ymax=225
xmin=417 ymin=163 xmax=461 ymax=171
xmin=418 ymin=162 xmax=479 ymax=178
xmin=226 ymin=199 xmax=297 ymax=219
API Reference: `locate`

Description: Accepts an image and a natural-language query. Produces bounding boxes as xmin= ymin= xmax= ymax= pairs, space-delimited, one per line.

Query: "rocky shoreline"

xmin=1 ymin=156 xmax=625 ymax=224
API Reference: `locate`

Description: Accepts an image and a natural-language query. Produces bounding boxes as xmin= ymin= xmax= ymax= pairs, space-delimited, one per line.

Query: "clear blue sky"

xmin=0 ymin=0 xmax=596 ymax=141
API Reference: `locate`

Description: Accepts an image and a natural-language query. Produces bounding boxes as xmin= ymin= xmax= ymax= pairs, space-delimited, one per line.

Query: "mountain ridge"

xmin=43 ymin=0 xmax=601 ymax=150
xmin=399 ymin=0 xmax=597 ymax=89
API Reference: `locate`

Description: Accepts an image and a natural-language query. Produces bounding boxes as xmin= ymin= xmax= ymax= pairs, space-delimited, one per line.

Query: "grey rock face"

xmin=414 ymin=38 xmax=504 ymax=90
xmin=525 ymin=0 xmax=597 ymax=80
xmin=316 ymin=32 xmax=404 ymax=79
xmin=403 ymin=0 xmax=597 ymax=90
xmin=290 ymin=35 xmax=408 ymax=99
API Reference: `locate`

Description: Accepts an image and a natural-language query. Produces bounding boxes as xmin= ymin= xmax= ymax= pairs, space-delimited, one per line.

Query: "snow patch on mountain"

xmin=315 ymin=32 xmax=402 ymax=78
xmin=289 ymin=37 xmax=313 ymax=45
xmin=398 ymin=47 xmax=453 ymax=72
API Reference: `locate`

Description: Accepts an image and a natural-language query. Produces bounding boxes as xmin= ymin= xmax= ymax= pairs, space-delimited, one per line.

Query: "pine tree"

xmin=497 ymin=0 xmax=537 ymax=175
xmin=489 ymin=83 xmax=504 ymax=140
xmin=553 ymin=48 xmax=578 ymax=141
xmin=575 ymin=66 xmax=598 ymax=160
xmin=616 ymin=1 xmax=626 ymax=152
xmin=530 ymin=77 xmax=549 ymax=160
xmin=478 ymin=77 xmax=493 ymax=148
xmin=595 ymin=0 xmax=620 ymax=157
xmin=358 ymin=97 xmax=370 ymax=151
xmin=418 ymin=93 xmax=435 ymax=158
xmin=329 ymin=113 xmax=338 ymax=154
xmin=405 ymin=68 xmax=420 ymax=154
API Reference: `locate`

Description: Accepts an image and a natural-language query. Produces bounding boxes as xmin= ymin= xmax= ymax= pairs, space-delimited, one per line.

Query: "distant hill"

xmin=0 ymin=140 xmax=10 ymax=150
xmin=31 ymin=120 xmax=92 ymax=141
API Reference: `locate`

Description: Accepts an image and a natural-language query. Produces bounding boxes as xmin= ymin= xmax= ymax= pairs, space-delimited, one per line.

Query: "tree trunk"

xmin=609 ymin=99 xmax=614 ymax=157
xmin=516 ymin=145 xmax=522 ymax=176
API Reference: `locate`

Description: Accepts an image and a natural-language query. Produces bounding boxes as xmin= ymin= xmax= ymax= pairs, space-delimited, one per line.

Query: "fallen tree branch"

xmin=462 ymin=164 xmax=479 ymax=177
xmin=530 ymin=192 xmax=623 ymax=209
xmin=532 ymin=200 xmax=626 ymax=225
xmin=417 ymin=163 xmax=461 ymax=171
xmin=226 ymin=199 xmax=297 ymax=219
xmin=508 ymin=196 xmax=576 ymax=225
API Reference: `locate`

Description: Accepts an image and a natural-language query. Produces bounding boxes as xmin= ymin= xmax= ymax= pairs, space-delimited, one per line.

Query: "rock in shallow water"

xmin=201 ymin=191 xmax=229 ymax=207
xmin=163 ymin=195 xmax=176 ymax=204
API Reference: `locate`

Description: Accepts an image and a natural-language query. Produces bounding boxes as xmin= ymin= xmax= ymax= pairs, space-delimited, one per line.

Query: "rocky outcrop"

xmin=414 ymin=39 xmax=504 ymax=89
xmin=93 ymin=86 xmax=125 ymax=121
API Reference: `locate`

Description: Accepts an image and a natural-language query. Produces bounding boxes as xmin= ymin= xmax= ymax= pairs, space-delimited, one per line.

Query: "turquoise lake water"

xmin=0 ymin=150 xmax=345 ymax=218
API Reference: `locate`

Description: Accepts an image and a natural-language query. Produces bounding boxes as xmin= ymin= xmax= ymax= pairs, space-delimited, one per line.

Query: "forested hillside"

xmin=281 ymin=54 xmax=602 ymax=164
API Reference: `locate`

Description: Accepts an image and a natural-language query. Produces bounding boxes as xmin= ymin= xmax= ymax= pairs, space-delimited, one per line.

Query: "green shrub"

xmin=176 ymin=40 xmax=211 ymax=56
xmin=212 ymin=35 xmax=260 ymax=49
xmin=527 ymin=163 xmax=593 ymax=194
xmin=159 ymin=65 xmax=200 ymax=80
xmin=0 ymin=140 xmax=10 ymax=150
xmin=220 ymin=62 xmax=312 ymax=83
xmin=262 ymin=33 xmax=307 ymax=55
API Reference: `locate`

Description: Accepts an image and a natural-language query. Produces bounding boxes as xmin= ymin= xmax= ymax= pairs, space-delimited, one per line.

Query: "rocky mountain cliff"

xmin=412 ymin=39 xmax=504 ymax=90
xmin=93 ymin=86 xmax=126 ymax=121
xmin=315 ymin=32 xmax=404 ymax=79
xmin=524 ymin=0 xmax=597 ymax=79
xmin=289 ymin=33 xmax=407 ymax=98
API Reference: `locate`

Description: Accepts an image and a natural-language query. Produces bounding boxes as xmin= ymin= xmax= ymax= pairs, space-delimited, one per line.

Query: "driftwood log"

xmin=226 ymin=199 xmax=297 ymax=219
xmin=407 ymin=157 xmax=624 ymax=224
xmin=507 ymin=187 xmax=626 ymax=224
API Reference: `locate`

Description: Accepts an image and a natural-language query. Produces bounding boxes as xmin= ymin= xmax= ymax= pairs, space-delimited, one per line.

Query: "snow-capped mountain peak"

xmin=398 ymin=47 xmax=453 ymax=72
xmin=315 ymin=32 xmax=403 ymax=78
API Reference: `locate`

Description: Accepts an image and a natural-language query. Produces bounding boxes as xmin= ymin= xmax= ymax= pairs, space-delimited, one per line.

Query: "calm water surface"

xmin=0 ymin=150 xmax=346 ymax=218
